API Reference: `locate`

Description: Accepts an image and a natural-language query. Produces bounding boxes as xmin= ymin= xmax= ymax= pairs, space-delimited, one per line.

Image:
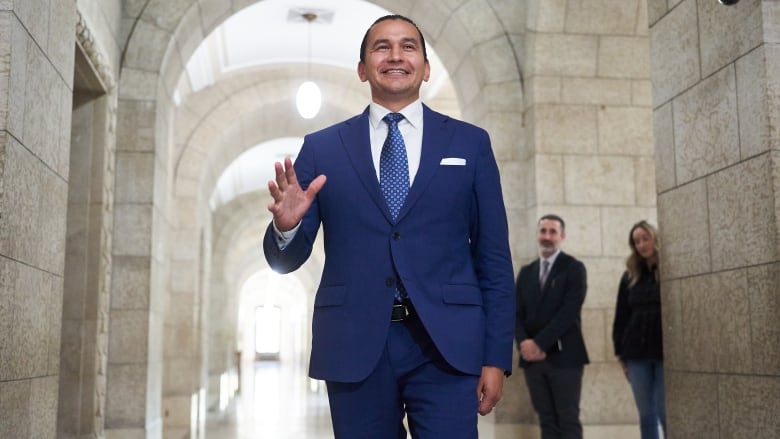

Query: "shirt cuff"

xmin=272 ymin=220 xmax=300 ymax=250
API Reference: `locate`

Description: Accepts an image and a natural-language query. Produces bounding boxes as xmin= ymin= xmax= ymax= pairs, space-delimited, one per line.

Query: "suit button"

xmin=392 ymin=232 xmax=400 ymax=240
xmin=385 ymin=277 xmax=395 ymax=287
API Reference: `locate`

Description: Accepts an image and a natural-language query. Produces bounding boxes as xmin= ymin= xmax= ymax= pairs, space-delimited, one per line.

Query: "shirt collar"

xmin=541 ymin=249 xmax=562 ymax=267
xmin=369 ymin=99 xmax=423 ymax=130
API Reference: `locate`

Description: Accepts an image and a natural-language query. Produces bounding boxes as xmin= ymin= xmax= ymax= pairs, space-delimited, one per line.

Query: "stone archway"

xmin=1 ymin=0 xmax=777 ymax=438
xmin=112 ymin=1 xmax=525 ymax=437
xmin=109 ymin=0 xmax=671 ymax=437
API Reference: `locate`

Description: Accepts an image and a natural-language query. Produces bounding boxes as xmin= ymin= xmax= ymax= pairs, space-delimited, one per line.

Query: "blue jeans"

xmin=626 ymin=360 xmax=666 ymax=439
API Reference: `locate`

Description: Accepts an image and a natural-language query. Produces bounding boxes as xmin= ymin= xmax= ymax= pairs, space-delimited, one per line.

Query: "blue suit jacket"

xmin=264 ymin=105 xmax=515 ymax=382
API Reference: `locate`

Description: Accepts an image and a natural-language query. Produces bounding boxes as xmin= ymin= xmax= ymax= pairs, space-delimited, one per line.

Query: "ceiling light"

xmin=296 ymin=12 xmax=321 ymax=119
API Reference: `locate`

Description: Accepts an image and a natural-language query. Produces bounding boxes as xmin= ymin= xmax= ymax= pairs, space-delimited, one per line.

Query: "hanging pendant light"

xmin=296 ymin=12 xmax=321 ymax=119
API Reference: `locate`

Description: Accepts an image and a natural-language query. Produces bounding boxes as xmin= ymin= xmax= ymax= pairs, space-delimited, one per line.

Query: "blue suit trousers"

xmin=325 ymin=315 xmax=479 ymax=439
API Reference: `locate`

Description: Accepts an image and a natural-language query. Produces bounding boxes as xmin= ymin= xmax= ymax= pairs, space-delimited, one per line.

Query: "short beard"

xmin=539 ymin=242 xmax=556 ymax=255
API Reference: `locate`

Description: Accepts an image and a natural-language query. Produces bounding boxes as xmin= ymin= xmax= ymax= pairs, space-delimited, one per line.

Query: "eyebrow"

xmin=371 ymin=37 xmax=420 ymax=48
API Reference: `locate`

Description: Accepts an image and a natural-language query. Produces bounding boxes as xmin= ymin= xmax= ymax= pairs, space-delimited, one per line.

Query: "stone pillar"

xmin=0 ymin=1 xmax=76 ymax=438
xmin=649 ymin=0 xmax=780 ymax=437
xmin=57 ymin=10 xmax=119 ymax=437
xmin=163 ymin=210 xmax=209 ymax=439
xmin=107 ymin=94 xmax=166 ymax=438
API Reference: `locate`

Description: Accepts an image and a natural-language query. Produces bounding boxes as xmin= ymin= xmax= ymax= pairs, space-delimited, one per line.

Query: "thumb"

xmin=306 ymin=175 xmax=327 ymax=198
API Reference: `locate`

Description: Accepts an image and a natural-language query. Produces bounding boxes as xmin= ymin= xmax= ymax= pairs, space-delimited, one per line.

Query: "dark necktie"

xmin=380 ymin=113 xmax=409 ymax=222
xmin=540 ymin=259 xmax=550 ymax=286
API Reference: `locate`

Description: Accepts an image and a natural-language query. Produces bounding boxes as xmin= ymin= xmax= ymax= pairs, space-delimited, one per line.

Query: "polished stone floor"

xmin=205 ymin=359 xmax=333 ymax=439
xmin=204 ymin=358 xmax=524 ymax=439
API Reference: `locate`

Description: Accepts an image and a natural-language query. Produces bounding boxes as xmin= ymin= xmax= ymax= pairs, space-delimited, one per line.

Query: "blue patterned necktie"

xmin=380 ymin=113 xmax=409 ymax=221
xmin=380 ymin=113 xmax=409 ymax=302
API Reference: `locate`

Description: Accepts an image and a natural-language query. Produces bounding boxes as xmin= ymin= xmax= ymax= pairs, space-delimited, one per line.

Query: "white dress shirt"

xmin=368 ymin=99 xmax=423 ymax=185
xmin=273 ymin=100 xmax=424 ymax=247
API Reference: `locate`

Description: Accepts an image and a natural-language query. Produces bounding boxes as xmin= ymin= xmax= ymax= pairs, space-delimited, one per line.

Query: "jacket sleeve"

xmin=514 ymin=268 xmax=529 ymax=346
xmin=611 ymin=271 xmax=631 ymax=357
xmin=471 ymin=127 xmax=516 ymax=374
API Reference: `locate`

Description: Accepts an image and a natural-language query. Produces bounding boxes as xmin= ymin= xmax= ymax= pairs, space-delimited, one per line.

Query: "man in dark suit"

xmin=263 ymin=14 xmax=515 ymax=439
xmin=515 ymin=214 xmax=589 ymax=439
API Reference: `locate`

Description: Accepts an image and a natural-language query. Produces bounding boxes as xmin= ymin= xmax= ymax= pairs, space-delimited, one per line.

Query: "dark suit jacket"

xmin=515 ymin=251 xmax=589 ymax=368
xmin=264 ymin=104 xmax=515 ymax=383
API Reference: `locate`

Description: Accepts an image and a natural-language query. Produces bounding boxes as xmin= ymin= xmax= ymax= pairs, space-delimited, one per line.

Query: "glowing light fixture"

xmin=296 ymin=12 xmax=321 ymax=119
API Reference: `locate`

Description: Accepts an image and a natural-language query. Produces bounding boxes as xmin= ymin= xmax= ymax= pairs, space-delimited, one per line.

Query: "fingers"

xmin=520 ymin=343 xmax=545 ymax=362
xmin=478 ymin=401 xmax=493 ymax=415
xmin=478 ymin=391 xmax=499 ymax=416
xmin=283 ymin=157 xmax=297 ymax=187
xmin=267 ymin=180 xmax=282 ymax=205
xmin=274 ymin=157 xmax=298 ymax=191
xmin=306 ymin=175 xmax=327 ymax=199
xmin=273 ymin=161 xmax=287 ymax=191
xmin=477 ymin=366 xmax=504 ymax=416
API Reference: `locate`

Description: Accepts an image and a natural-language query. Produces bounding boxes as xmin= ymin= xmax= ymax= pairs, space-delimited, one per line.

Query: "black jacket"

xmin=611 ymin=267 xmax=663 ymax=361
xmin=515 ymin=252 xmax=589 ymax=368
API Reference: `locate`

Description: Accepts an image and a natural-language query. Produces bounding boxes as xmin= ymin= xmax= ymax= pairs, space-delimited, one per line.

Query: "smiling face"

xmin=357 ymin=18 xmax=430 ymax=111
xmin=631 ymin=225 xmax=657 ymax=262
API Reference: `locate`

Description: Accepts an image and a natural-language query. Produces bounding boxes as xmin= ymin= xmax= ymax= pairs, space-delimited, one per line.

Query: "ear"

xmin=423 ymin=60 xmax=430 ymax=82
xmin=357 ymin=61 xmax=368 ymax=82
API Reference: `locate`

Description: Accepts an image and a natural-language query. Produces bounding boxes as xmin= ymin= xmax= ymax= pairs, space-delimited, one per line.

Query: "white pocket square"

xmin=440 ymin=157 xmax=466 ymax=166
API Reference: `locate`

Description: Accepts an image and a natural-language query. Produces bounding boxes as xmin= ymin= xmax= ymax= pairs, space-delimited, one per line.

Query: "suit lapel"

xmin=339 ymin=108 xmax=393 ymax=222
xmin=528 ymin=259 xmax=543 ymax=295
xmin=395 ymin=105 xmax=454 ymax=222
xmin=541 ymin=253 xmax=566 ymax=293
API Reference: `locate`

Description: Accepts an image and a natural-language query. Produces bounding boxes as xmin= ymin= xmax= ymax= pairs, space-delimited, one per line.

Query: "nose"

xmin=388 ymin=45 xmax=403 ymax=60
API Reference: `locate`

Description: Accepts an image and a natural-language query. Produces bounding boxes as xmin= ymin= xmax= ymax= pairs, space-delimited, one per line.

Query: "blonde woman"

xmin=612 ymin=221 xmax=666 ymax=439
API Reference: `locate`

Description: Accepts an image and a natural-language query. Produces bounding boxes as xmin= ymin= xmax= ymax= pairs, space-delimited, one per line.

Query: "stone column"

xmin=649 ymin=0 xmax=780 ymax=437
xmin=57 ymin=10 xmax=119 ymax=437
xmin=107 ymin=93 xmax=167 ymax=439
xmin=0 ymin=1 xmax=76 ymax=438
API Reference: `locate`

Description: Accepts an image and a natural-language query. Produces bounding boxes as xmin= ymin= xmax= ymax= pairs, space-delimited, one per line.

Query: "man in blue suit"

xmin=263 ymin=14 xmax=515 ymax=439
xmin=515 ymin=214 xmax=589 ymax=439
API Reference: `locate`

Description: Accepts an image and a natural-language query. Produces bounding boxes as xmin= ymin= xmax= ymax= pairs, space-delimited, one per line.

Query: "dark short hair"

xmin=359 ymin=14 xmax=428 ymax=64
xmin=538 ymin=214 xmax=565 ymax=231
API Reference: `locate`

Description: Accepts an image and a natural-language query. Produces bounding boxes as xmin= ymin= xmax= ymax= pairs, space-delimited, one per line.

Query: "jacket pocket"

xmin=442 ymin=284 xmax=483 ymax=306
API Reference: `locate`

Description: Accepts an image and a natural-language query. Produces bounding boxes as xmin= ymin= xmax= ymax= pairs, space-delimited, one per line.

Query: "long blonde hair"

xmin=626 ymin=220 xmax=660 ymax=287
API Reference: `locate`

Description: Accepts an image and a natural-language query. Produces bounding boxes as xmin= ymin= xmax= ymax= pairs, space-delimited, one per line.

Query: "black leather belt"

xmin=391 ymin=301 xmax=415 ymax=322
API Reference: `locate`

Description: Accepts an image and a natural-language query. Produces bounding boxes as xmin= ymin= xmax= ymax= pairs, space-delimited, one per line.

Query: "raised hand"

xmin=266 ymin=157 xmax=327 ymax=231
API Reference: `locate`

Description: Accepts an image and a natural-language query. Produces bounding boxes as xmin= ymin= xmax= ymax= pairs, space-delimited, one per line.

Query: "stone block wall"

xmin=0 ymin=0 xmax=76 ymax=438
xmin=497 ymin=2 xmax=657 ymax=437
xmin=649 ymin=0 xmax=780 ymax=438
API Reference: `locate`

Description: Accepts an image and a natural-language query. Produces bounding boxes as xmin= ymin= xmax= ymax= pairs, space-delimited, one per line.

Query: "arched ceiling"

xmin=176 ymin=0 xmax=451 ymax=102
xmin=172 ymin=0 xmax=456 ymax=211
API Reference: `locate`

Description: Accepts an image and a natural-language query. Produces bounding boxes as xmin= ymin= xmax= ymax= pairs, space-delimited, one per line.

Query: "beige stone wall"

xmin=0 ymin=1 xmax=775 ymax=438
xmin=496 ymin=2 xmax=657 ymax=437
xmin=116 ymin=0 xmax=656 ymax=437
xmin=0 ymin=0 xmax=77 ymax=437
xmin=58 ymin=2 xmax=123 ymax=436
xmin=649 ymin=0 xmax=780 ymax=438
